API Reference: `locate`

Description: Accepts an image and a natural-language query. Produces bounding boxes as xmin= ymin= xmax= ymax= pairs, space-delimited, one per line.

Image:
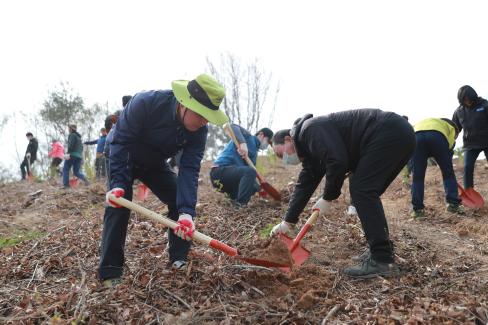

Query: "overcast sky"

xmin=1 ymin=0 xmax=487 ymax=171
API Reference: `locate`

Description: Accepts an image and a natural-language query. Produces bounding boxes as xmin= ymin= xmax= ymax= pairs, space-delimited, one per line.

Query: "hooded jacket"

xmin=67 ymin=131 xmax=84 ymax=159
xmin=110 ymin=90 xmax=207 ymax=217
xmin=25 ymin=137 xmax=38 ymax=161
xmin=48 ymin=141 xmax=65 ymax=159
xmin=452 ymin=86 xmax=488 ymax=150
xmin=285 ymin=109 xmax=396 ymax=223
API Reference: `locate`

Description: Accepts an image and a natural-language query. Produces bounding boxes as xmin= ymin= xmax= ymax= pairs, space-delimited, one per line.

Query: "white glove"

xmin=174 ymin=214 xmax=195 ymax=241
xmin=64 ymin=154 xmax=71 ymax=160
xmin=237 ymin=143 xmax=248 ymax=158
xmin=106 ymin=187 xmax=125 ymax=208
xmin=270 ymin=220 xmax=296 ymax=237
xmin=313 ymin=198 xmax=332 ymax=216
xmin=25 ymin=153 xmax=31 ymax=159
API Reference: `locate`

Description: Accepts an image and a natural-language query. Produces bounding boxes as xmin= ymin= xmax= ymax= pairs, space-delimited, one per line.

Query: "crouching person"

xmin=99 ymin=74 xmax=227 ymax=287
xmin=270 ymin=109 xmax=415 ymax=278
xmin=210 ymin=125 xmax=273 ymax=207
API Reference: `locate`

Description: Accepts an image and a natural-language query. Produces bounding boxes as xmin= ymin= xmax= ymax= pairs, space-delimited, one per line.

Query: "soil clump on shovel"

xmin=240 ymin=237 xmax=294 ymax=267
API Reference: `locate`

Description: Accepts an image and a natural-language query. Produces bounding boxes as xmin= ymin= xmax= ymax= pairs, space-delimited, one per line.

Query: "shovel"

xmin=69 ymin=177 xmax=80 ymax=188
xmin=223 ymin=123 xmax=281 ymax=201
xmin=457 ymin=183 xmax=484 ymax=208
xmin=26 ymin=158 xmax=34 ymax=182
xmin=109 ymin=195 xmax=290 ymax=268
xmin=278 ymin=210 xmax=319 ymax=267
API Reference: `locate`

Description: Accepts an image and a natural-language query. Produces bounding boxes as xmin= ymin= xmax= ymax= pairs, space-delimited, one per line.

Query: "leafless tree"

xmin=205 ymin=53 xmax=280 ymax=159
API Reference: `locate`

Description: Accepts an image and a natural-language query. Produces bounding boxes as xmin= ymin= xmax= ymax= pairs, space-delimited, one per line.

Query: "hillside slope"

xmin=1 ymin=160 xmax=488 ymax=324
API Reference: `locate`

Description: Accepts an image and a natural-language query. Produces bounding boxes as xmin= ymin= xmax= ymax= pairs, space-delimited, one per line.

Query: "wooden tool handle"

xmin=109 ymin=196 xmax=238 ymax=257
xmin=223 ymin=123 xmax=257 ymax=170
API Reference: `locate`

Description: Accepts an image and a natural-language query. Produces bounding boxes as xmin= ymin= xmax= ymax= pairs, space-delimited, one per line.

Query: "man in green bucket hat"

xmin=99 ymin=74 xmax=227 ymax=287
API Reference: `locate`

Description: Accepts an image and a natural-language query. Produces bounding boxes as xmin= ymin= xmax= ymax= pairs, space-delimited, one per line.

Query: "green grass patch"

xmin=259 ymin=223 xmax=275 ymax=239
xmin=0 ymin=230 xmax=46 ymax=248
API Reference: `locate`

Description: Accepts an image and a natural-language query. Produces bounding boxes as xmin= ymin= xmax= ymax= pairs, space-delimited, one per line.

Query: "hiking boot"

xmin=343 ymin=257 xmax=400 ymax=279
xmin=351 ymin=248 xmax=371 ymax=262
xmin=446 ymin=203 xmax=465 ymax=215
xmin=171 ymin=260 xmax=188 ymax=271
xmin=102 ymin=277 xmax=122 ymax=288
xmin=410 ymin=209 xmax=425 ymax=220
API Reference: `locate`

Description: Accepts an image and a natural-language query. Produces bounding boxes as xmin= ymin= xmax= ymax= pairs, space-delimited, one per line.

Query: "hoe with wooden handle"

xmin=109 ymin=195 xmax=290 ymax=268
xmin=223 ymin=123 xmax=281 ymax=202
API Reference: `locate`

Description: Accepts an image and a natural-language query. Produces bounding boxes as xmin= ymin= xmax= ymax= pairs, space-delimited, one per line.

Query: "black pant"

xmin=20 ymin=157 xmax=35 ymax=179
xmin=350 ymin=115 xmax=415 ymax=263
xmin=95 ymin=156 xmax=107 ymax=179
xmin=99 ymin=162 xmax=190 ymax=280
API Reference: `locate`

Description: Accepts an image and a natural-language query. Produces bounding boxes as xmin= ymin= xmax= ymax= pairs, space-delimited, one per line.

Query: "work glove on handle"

xmin=270 ymin=220 xmax=296 ymax=237
xmin=64 ymin=154 xmax=71 ymax=160
xmin=25 ymin=153 xmax=31 ymax=159
xmin=237 ymin=143 xmax=248 ymax=159
xmin=106 ymin=188 xmax=125 ymax=208
xmin=313 ymin=198 xmax=332 ymax=217
xmin=174 ymin=214 xmax=195 ymax=241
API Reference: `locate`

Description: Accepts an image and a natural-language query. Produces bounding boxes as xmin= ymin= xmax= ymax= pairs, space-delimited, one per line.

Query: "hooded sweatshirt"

xmin=452 ymin=85 xmax=488 ymax=150
xmin=285 ymin=109 xmax=399 ymax=223
xmin=67 ymin=131 xmax=83 ymax=159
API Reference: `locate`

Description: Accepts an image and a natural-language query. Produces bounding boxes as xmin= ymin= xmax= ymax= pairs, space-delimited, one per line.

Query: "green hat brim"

xmin=172 ymin=80 xmax=229 ymax=126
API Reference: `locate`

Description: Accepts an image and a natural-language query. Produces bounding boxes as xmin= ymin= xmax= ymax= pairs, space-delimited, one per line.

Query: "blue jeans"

xmin=63 ymin=156 xmax=88 ymax=187
xmin=463 ymin=148 xmax=488 ymax=189
xmin=210 ymin=166 xmax=260 ymax=205
xmin=411 ymin=131 xmax=460 ymax=210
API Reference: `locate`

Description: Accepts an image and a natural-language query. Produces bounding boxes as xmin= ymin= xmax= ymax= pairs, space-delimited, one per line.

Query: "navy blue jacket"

xmin=110 ymin=90 xmax=207 ymax=217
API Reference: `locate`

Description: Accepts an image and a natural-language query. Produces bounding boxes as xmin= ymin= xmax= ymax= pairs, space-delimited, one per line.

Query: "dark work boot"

xmin=351 ymin=248 xmax=371 ymax=262
xmin=343 ymin=257 xmax=400 ymax=279
xmin=446 ymin=203 xmax=465 ymax=215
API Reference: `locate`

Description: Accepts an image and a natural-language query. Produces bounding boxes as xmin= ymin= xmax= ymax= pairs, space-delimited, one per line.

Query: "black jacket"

xmin=25 ymin=137 xmax=38 ymax=161
xmin=452 ymin=98 xmax=488 ymax=150
xmin=285 ymin=109 xmax=396 ymax=223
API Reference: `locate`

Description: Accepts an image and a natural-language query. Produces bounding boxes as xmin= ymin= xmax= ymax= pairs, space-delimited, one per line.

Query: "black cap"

xmin=256 ymin=127 xmax=274 ymax=141
xmin=457 ymin=85 xmax=478 ymax=105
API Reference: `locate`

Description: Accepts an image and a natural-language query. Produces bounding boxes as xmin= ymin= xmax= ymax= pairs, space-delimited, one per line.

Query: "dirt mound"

xmin=239 ymin=236 xmax=293 ymax=267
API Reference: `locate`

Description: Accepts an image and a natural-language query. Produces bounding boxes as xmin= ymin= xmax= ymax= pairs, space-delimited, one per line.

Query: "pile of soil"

xmin=239 ymin=236 xmax=293 ymax=267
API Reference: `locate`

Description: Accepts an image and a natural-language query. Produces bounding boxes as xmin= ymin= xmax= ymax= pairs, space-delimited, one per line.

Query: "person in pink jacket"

xmin=48 ymin=139 xmax=65 ymax=179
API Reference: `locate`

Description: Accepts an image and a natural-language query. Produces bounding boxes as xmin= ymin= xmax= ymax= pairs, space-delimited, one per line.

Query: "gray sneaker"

xmin=171 ymin=260 xmax=188 ymax=271
xmin=351 ymin=248 xmax=371 ymax=262
xmin=343 ymin=257 xmax=400 ymax=279
xmin=446 ymin=203 xmax=465 ymax=215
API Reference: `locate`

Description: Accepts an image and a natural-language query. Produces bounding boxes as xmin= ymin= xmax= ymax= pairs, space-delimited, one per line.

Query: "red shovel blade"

xmin=458 ymin=184 xmax=484 ymax=208
xmin=278 ymin=233 xmax=311 ymax=267
xmin=69 ymin=177 xmax=80 ymax=188
xmin=136 ymin=184 xmax=149 ymax=201
xmin=260 ymin=181 xmax=281 ymax=202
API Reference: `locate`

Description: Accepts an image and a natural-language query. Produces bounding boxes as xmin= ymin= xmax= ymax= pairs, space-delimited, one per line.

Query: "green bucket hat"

xmin=172 ymin=74 xmax=228 ymax=126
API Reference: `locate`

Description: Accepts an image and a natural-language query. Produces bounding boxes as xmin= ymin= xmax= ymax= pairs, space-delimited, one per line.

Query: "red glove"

xmin=174 ymin=214 xmax=195 ymax=241
xmin=106 ymin=188 xmax=125 ymax=208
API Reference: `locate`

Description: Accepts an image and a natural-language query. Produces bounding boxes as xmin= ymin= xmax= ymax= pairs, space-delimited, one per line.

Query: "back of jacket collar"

xmin=290 ymin=114 xmax=313 ymax=158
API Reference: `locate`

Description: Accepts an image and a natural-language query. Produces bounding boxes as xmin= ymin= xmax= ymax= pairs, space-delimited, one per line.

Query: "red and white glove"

xmin=174 ymin=214 xmax=195 ymax=241
xmin=64 ymin=154 xmax=71 ymax=160
xmin=270 ymin=220 xmax=296 ymax=236
xmin=106 ymin=188 xmax=125 ymax=208
xmin=312 ymin=198 xmax=332 ymax=217
xmin=237 ymin=143 xmax=248 ymax=159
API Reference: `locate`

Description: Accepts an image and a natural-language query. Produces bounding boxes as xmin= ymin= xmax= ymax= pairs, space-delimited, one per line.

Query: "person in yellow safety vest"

xmin=410 ymin=118 xmax=464 ymax=219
